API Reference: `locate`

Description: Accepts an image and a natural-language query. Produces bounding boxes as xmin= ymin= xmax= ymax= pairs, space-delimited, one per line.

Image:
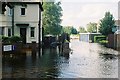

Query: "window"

xmin=8 ymin=28 xmax=11 ymax=37
xmin=30 ymin=27 xmax=35 ymax=37
xmin=0 ymin=27 xmax=4 ymax=35
xmin=8 ymin=8 xmax=12 ymax=16
xmin=21 ymin=8 xmax=25 ymax=15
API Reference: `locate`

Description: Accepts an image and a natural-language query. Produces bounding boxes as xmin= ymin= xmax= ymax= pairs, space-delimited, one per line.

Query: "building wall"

xmin=79 ymin=33 xmax=89 ymax=42
xmin=0 ymin=3 xmax=42 ymax=44
xmin=0 ymin=6 xmax=12 ymax=36
xmin=14 ymin=4 xmax=39 ymax=22
xmin=14 ymin=4 xmax=40 ymax=43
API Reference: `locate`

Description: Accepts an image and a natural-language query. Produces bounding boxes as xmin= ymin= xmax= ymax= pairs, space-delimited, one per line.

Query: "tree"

xmin=62 ymin=26 xmax=78 ymax=34
xmin=79 ymin=27 xmax=87 ymax=33
xmin=71 ymin=27 xmax=78 ymax=34
xmin=99 ymin=12 xmax=115 ymax=36
xmin=87 ymin=22 xmax=97 ymax=33
xmin=62 ymin=26 xmax=72 ymax=35
xmin=42 ymin=1 xmax=62 ymax=35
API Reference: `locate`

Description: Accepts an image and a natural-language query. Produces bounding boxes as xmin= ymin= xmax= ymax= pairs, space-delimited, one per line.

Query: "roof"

xmin=1 ymin=0 xmax=43 ymax=11
xmin=1 ymin=0 xmax=42 ymax=2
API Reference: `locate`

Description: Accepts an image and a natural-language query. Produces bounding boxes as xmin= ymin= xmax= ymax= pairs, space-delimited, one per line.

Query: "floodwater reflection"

xmin=2 ymin=39 xmax=119 ymax=78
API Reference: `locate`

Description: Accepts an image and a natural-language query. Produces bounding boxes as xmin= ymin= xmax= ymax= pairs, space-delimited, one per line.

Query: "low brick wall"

xmin=2 ymin=43 xmax=23 ymax=53
xmin=2 ymin=42 xmax=39 ymax=53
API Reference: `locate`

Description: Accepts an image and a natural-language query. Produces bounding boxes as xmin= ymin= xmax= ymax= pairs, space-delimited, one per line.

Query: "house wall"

xmin=0 ymin=3 xmax=42 ymax=44
xmin=14 ymin=4 xmax=41 ymax=43
xmin=0 ymin=6 xmax=12 ymax=36
xmin=79 ymin=33 xmax=89 ymax=42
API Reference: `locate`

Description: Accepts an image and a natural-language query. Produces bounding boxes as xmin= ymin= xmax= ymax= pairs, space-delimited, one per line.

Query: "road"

xmin=2 ymin=39 xmax=119 ymax=78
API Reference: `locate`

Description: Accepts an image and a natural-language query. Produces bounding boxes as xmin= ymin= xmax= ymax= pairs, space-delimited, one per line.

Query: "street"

xmin=2 ymin=39 xmax=119 ymax=78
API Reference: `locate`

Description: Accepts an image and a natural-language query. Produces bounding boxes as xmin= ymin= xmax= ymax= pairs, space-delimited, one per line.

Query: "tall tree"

xmin=42 ymin=1 xmax=62 ymax=35
xmin=99 ymin=12 xmax=115 ymax=36
xmin=87 ymin=22 xmax=97 ymax=33
xmin=79 ymin=27 xmax=87 ymax=33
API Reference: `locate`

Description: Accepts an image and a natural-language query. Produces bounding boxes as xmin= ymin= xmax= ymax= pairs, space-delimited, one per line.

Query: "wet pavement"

xmin=2 ymin=39 xmax=119 ymax=78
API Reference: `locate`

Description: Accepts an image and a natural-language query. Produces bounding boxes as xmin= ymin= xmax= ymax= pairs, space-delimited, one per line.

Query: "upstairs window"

xmin=21 ymin=8 xmax=25 ymax=15
xmin=30 ymin=27 xmax=35 ymax=37
xmin=8 ymin=8 xmax=12 ymax=16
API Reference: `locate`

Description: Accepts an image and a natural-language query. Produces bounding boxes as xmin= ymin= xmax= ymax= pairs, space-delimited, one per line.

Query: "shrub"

xmin=10 ymin=36 xmax=22 ymax=43
xmin=99 ymin=40 xmax=108 ymax=44
xmin=2 ymin=36 xmax=22 ymax=44
xmin=94 ymin=35 xmax=106 ymax=43
xmin=2 ymin=36 xmax=10 ymax=43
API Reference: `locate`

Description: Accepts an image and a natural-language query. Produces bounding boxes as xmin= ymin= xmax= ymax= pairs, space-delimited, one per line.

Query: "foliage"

xmin=71 ymin=27 xmax=78 ymax=34
xmin=2 ymin=36 xmax=22 ymax=44
xmin=42 ymin=1 xmax=62 ymax=35
xmin=79 ymin=27 xmax=87 ymax=33
xmin=62 ymin=26 xmax=78 ymax=35
xmin=2 ymin=2 xmax=6 ymax=14
xmin=87 ymin=22 xmax=97 ymax=33
xmin=62 ymin=26 xmax=72 ymax=34
xmin=99 ymin=40 xmax=108 ymax=44
xmin=10 ymin=36 xmax=22 ymax=43
xmin=94 ymin=35 xmax=106 ymax=43
xmin=99 ymin=12 xmax=115 ymax=36
xmin=2 ymin=36 xmax=9 ymax=43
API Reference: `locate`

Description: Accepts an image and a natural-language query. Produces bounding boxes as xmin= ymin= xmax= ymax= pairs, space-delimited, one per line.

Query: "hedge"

xmin=2 ymin=36 xmax=22 ymax=44
xmin=94 ymin=35 xmax=107 ymax=43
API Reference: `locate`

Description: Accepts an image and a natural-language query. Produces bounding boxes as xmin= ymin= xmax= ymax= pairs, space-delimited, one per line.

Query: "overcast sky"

xmin=60 ymin=0 xmax=119 ymax=29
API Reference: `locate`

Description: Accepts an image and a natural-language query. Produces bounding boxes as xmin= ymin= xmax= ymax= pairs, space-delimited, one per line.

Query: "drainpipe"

xmin=38 ymin=2 xmax=41 ymax=53
xmin=12 ymin=6 xmax=14 ymax=36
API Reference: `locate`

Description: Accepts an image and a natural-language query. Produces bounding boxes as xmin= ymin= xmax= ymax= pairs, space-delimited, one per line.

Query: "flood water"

xmin=2 ymin=39 xmax=119 ymax=78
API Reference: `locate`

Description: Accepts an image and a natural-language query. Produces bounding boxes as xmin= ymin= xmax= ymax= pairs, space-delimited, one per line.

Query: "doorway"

xmin=20 ymin=28 xmax=26 ymax=44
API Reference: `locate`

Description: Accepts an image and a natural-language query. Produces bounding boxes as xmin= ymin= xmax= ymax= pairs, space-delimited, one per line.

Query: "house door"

xmin=20 ymin=28 xmax=26 ymax=44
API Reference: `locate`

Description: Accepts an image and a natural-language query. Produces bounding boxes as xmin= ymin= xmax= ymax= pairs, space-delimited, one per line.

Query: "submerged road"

xmin=2 ymin=39 xmax=119 ymax=78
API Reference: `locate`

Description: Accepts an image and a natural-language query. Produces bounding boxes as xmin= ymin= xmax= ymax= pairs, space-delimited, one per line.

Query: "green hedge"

xmin=99 ymin=40 xmax=108 ymax=44
xmin=94 ymin=35 xmax=107 ymax=43
xmin=2 ymin=36 xmax=22 ymax=44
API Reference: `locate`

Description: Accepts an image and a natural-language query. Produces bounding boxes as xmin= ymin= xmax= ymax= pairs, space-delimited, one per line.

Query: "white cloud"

xmin=61 ymin=2 xmax=118 ymax=29
xmin=61 ymin=0 xmax=119 ymax=3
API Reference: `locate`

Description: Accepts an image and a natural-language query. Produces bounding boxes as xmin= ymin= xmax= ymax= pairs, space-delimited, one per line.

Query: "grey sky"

xmin=61 ymin=0 xmax=119 ymax=29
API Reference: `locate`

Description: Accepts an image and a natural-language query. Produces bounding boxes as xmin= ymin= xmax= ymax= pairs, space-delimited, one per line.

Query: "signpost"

xmin=3 ymin=45 xmax=13 ymax=51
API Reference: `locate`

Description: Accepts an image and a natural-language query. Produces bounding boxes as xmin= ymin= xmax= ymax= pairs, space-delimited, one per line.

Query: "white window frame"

xmin=8 ymin=8 xmax=12 ymax=16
